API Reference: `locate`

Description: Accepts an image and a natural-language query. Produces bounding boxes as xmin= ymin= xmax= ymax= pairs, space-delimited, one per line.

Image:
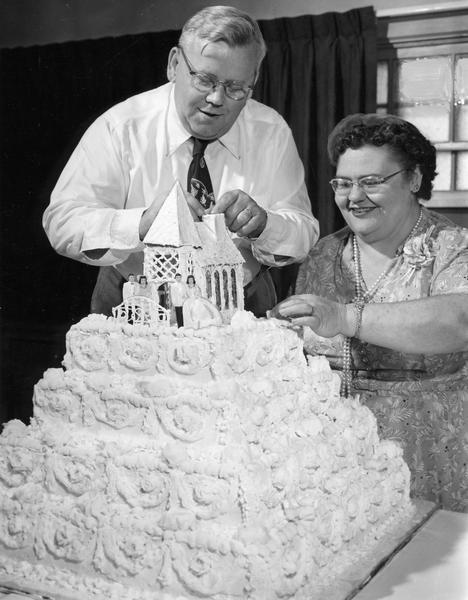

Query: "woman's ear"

xmin=410 ymin=165 xmax=423 ymax=193
xmin=167 ymin=47 xmax=178 ymax=82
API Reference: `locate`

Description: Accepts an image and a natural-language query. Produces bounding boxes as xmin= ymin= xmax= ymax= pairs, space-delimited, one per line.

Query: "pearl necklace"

xmin=341 ymin=207 xmax=423 ymax=397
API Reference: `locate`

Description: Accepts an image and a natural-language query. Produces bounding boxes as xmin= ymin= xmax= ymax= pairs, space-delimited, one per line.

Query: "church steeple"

xmin=143 ymin=181 xmax=201 ymax=248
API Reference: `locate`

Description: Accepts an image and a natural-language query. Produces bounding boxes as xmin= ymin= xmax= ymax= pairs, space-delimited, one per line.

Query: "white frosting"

xmin=0 ymin=312 xmax=413 ymax=599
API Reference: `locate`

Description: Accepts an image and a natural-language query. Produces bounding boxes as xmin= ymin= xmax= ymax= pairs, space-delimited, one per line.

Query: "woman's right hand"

xmin=269 ymin=294 xmax=350 ymax=338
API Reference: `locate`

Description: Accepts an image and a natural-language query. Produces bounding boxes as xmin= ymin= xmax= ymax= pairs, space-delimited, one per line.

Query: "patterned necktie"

xmin=187 ymin=137 xmax=215 ymax=209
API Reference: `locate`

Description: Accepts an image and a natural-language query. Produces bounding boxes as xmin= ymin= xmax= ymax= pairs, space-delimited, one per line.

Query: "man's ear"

xmin=167 ymin=47 xmax=179 ymax=82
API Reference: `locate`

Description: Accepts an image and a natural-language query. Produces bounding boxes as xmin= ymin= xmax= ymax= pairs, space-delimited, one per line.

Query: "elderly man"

xmin=44 ymin=5 xmax=318 ymax=317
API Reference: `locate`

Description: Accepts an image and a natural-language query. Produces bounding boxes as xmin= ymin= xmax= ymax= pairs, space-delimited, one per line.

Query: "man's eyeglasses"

xmin=177 ymin=45 xmax=253 ymax=101
xmin=329 ymin=168 xmax=407 ymax=197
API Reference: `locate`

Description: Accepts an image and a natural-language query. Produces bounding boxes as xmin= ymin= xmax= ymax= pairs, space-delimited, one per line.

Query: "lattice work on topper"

xmin=145 ymin=250 xmax=180 ymax=282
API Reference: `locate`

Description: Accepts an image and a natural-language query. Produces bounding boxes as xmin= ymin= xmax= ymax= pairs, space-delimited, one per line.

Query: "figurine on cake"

xmin=169 ymin=274 xmax=187 ymax=327
xmin=122 ymin=273 xmax=138 ymax=301
xmin=183 ymin=275 xmax=222 ymax=329
xmin=185 ymin=274 xmax=201 ymax=298
xmin=136 ymin=275 xmax=153 ymax=299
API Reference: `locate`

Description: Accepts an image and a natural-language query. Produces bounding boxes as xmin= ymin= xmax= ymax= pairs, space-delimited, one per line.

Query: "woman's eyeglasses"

xmin=178 ymin=45 xmax=253 ymax=101
xmin=329 ymin=168 xmax=407 ymax=197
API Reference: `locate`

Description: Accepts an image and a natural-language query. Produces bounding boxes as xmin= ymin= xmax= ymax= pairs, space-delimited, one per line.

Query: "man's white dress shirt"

xmin=44 ymin=83 xmax=319 ymax=284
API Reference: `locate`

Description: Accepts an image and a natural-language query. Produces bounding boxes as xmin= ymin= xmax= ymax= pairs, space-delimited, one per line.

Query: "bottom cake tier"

xmin=0 ymin=314 xmax=414 ymax=599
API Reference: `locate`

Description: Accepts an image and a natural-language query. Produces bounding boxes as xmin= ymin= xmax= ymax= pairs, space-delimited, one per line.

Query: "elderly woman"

xmin=272 ymin=113 xmax=468 ymax=511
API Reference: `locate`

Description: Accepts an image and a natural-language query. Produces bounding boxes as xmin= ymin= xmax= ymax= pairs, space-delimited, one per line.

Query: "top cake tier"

xmin=63 ymin=312 xmax=306 ymax=382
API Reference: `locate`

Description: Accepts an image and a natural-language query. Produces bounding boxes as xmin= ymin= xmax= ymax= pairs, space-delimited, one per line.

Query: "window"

xmin=214 ymin=271 xmax=221 ymax=308
xmin=231 ymin=268 xmax=238 ymax=307
xmin=222 ymin=269 xmax=229 ymax=309
xmin=377 ymin=3 xmax=468 ymax=208
xmin=205 ymin=269 xmax=212 ymax=299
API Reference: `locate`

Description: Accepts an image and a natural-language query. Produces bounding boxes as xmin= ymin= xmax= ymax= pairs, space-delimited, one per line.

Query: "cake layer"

xmin=0 ymin=313 xmax=414 ymax=599
xmin=63 ymin=312 xmax=305 ymax=381
xmin=0 ymin=362 xmax=412 ymax=599
xmin=0 ymin=500 xmax=414 ymax=600
xmin=32 ymin=354 xmax=338 ymax=438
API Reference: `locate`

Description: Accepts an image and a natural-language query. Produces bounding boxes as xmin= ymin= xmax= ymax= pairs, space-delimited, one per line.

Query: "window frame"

xmin=377 ymin=4 xmax=468 ymax=209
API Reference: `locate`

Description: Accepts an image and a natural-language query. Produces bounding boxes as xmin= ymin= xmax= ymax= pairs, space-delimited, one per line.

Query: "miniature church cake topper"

xmin=113 ymin=181 xmax=245 ymax=327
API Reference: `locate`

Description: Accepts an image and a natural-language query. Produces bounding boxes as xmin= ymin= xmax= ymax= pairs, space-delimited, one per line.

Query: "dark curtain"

xmin=0 ymin=8 xmax=376 ymax=422
xmin=256 ymin=7 xmax=377 ymax=297
xmin=0 ymin=32 xmax=179 ymax=422
xmin=0 ymin=30 xmax=180 ymax=324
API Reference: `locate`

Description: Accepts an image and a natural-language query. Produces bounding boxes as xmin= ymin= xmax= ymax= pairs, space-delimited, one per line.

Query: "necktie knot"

xmin=192 ymin=137 xmax=209 ymax=157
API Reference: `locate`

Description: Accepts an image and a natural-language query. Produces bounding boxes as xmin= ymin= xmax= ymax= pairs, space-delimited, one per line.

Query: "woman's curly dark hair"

xmin=327 ymin=113 xmax=437 ymax=200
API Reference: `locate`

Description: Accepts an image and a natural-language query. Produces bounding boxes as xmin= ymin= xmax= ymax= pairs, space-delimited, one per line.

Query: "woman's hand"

xmin=271 ymin=293 xmax=468 ymax=354
xmin=269 ymin=294 xmax=349 ymax=338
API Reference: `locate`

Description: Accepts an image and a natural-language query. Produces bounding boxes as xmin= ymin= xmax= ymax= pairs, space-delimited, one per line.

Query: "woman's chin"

xmin=345 ymin=209 xmax=380 ymax=233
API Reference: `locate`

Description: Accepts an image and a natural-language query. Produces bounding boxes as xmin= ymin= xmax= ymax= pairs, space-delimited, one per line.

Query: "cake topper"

xmin=113 ymin=181 xmax=244 ymax=327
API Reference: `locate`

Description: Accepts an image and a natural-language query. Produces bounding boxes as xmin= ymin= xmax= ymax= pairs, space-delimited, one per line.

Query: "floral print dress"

xmin=296 ymin=207 xmax=468 ymax=511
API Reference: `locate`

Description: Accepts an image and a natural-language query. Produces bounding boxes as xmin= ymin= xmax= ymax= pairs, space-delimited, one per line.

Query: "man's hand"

xmin=209 ymin=190 xmax=267 ymax=238
xmin=139 ymin=190 xmax=206 ymax=240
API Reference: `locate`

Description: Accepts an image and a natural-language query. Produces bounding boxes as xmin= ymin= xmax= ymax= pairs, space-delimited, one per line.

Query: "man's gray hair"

xmin=179 ymin=5 xmax=267 ymax=69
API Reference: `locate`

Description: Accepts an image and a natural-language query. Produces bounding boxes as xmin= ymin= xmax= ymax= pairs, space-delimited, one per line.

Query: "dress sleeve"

xmin=295 ymin=252 xmax=316 ymax=294
xmin=431 ymin=228 xmax=468 ymax=295
xmin=295 ymin=235 xmax=345 ymax=296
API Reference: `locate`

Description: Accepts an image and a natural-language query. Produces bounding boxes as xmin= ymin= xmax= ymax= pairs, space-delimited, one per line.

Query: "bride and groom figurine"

xmin=170 ymin=274 xmax=221 ymax=329
xmin=122 ymin=273 xmax=155 ymax=300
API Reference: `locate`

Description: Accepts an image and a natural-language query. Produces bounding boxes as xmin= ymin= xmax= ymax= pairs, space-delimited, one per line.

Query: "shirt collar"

xmin=165 ymin=83 xmax=241 ymax=160
xmin=166 ymin=85 xmax=192 ymax=155
xmin=218 ymin=121 xmax=241 ymax=159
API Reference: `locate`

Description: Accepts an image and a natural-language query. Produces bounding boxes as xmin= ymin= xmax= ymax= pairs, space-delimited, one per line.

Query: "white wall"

xmin=0 ymin=0 xmax=464 ymax=48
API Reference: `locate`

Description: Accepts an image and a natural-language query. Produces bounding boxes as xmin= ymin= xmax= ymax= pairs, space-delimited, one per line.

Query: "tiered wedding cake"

xmin=0 ymin=186 xmax=413 ymax=598
xmin=0 ymin=310 xmax=413 ymax=599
